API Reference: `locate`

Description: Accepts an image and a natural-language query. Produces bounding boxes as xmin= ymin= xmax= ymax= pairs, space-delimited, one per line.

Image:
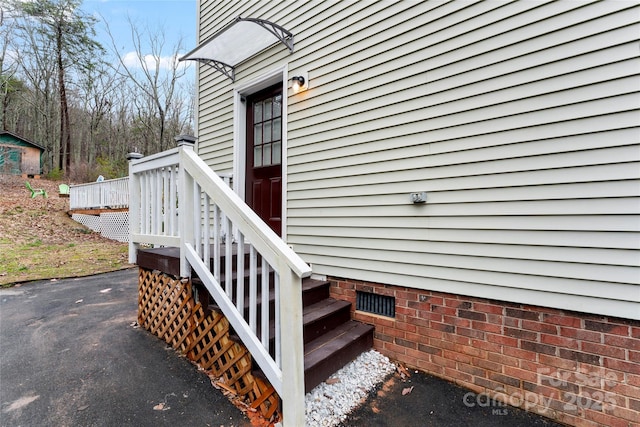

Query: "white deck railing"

xmin=69 ymin=177 xmax=129 ymax=210
xmin=128 ymin=146 xmax=310 ymax=427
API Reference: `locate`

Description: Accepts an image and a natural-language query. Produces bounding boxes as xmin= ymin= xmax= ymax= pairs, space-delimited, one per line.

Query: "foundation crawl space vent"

xmin=356 ymin=291 xmax=395 ymax=318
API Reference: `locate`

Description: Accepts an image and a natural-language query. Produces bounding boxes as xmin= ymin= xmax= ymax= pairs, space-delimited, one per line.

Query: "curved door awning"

xmin=180 ymin=17 xmax=294 ymax=81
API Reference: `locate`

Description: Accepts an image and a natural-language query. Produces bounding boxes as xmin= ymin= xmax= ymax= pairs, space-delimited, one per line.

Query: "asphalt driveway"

xmin=0 ymin=269 xmax=248 ymax=427
xmin=1 ymin=269 xmax=565 ymax=427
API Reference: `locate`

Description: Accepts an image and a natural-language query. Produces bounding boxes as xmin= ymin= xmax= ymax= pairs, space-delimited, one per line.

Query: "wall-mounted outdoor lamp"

xmin=291 ymin=72 xmax=308 ymax=93
xmin=410 ymin=192 xmax=427 ymax=203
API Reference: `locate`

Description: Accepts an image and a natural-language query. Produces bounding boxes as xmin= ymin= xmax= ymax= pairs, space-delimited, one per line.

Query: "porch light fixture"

xmin=292 ymin=76 xmax=305 ymax=91
xmin=291 ymin=72 xmax=308 ymax=93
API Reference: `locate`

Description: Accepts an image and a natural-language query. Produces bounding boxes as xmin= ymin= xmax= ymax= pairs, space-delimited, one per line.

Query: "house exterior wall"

xmin=195 ymin=1 xmax=295 ymax=172
xmin=194 ymin=1 xmax=640 ymax=425
xmin=331 ymin=277 xmax=640 ymax=427
xmin=196 ymin=0 xmax=640 ymax=320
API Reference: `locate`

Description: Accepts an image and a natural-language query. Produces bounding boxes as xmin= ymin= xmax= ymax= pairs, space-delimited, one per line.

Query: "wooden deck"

xmin=67 ymin=207 xmax=128 ymax=216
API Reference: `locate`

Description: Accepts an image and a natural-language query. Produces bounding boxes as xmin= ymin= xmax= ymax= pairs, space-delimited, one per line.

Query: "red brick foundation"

xmin=330 ymin=277 xmax=640 ymax=427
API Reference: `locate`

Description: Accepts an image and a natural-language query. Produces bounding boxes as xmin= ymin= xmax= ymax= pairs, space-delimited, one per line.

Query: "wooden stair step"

xmin=301 ymin=278 xmax=331 ymax=306
xmin=136 ymin=247 xmax=181 ymax=277
xmin=138 ymin=245 xmax=376 ymax=395
xmin=137 ymin=244 xmax=254 ymax=278
xmin=227 ymin=297 xmax=353 ymax=351
xmin=303 ymin=321 xmax=374 ymax=393
xmin=303 ymin=298 xmax=352 ymax=344
xmin=202 ymin=277 xmax=331 ymax=323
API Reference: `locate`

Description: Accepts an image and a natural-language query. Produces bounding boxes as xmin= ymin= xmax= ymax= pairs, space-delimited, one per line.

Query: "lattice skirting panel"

xmin=72 ymin=213 xmax=101 ymax=233
xmin=99 ymin=212 xmax=129 ymax=242
xmin=71 ymin=212 xmax=129 ymax=242
xmin=137 ymin=268 xmax=280 ymax=421
xmin=138 ymin=268 xmax=194 ymax=352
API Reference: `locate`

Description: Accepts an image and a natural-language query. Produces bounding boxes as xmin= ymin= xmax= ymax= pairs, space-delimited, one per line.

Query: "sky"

xmin=81 ymin=0 xmax=198 ymax=69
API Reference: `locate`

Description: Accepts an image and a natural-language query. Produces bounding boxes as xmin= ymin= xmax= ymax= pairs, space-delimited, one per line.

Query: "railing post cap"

xmin=175 ymin=134 xmax=197 ymax=148
xmin=127 ymin=152 xmax=143 ymax=161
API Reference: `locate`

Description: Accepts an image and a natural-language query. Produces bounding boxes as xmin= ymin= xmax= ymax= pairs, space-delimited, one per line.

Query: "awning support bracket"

xmin=241 ymin=17 xmax=294 ymax=53
xmin=197 ymin=59 xmax=235 ymax=81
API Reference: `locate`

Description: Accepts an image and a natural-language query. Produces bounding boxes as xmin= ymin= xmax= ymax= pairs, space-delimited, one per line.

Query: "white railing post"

xmin=278 ymin=266 xmax=306 ymax=427
xmin=177 ymin=135 xmax=197 ymax=277
xmin=100 ymin=181 xmax=106 ymax=208
xmin=69 ymin=186 xmax=77 ymax=209
xmin=127 ymin=152 xmax=143 ymax=264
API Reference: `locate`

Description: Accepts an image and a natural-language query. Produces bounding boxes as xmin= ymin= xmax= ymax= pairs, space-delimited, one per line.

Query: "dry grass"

xmin=0 ymin=175 xmax=132 ymax=286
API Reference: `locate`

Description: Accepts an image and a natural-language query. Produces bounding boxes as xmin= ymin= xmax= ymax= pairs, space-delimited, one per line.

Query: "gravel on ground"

xmin=305 ymin=350 xmax=396 ymax=427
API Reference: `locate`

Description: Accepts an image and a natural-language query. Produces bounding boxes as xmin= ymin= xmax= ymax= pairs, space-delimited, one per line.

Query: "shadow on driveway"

xmin=0 ymin=269 xmax=249 ymax=427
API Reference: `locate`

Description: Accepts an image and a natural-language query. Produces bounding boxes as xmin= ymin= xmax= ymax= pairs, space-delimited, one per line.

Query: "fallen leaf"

xmin=153 ymin=403 xmax=165 ymax=411
xmin=77 ymin=405 xmax=89 ymax=411
xmin=397 ymin=364 xmax=410 ymax=378
xmin=402 ymin=386 xmax=414 ymax=396
xmin=325 ymin=378 xmax=340 ymax=385
xmin=99 ymin=288 xmax=111 ymax=293
xmin=215 ymin=381 xmax=237 ymax=396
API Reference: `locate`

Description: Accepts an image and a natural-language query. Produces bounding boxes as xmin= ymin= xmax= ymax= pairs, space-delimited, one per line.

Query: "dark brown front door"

xmin=246 ymin=84 xmax=282 ymax=235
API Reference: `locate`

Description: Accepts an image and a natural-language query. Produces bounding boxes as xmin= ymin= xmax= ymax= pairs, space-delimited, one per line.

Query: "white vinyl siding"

xmin=196 ymin=0 xmax=640 ymax=319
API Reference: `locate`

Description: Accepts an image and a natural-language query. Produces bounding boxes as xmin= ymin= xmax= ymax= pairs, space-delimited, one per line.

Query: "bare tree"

xmin=0 ymin=6 xmax=20 ymax=130
xmin=9 ymin=13 xmax=59 ymax=169
xmin=106 ymin=17 xmax=191 ymax=154
xmin=1 ymin=3 xmax=194 ymax=179
xmin=16 ymin=0 xmax=104 ymax=173
xmin=76 ymin=61 xmax=125 ymax=165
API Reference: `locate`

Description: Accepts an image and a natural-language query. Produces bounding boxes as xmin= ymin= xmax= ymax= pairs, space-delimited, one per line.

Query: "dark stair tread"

xmin=138 ymin=243 xmax=248 ymax=260
xmin=137 ymin=244 xmax=253 ymax=277
xmin=301 ymin=277 xmax=331 ymax=306
xmin=304 ymin=321 xmax=374 ymax=368
xmin=228 ymin=298 xmax=352 ymax=345
xmin=204 ymin=267 xmax=275 ymax=288
xmin=136 ymin=247 xmax=181 ymax=276
xmin=301 ymin=277 xmax=330 ymax=292
xmin=234 ymin=278 xmax=330 ymax=311
xmin=138 ymin=246 xmax=179 ymax=257
xmin=250 ymin=321 xmax=374 ymax=388
xmin=205 ymin=281 xmax=335 ymax=323
xmin=303 ymin=298 xmax=351 ymax=324
xmin=303 ymin=321 xmax=374 ymax=392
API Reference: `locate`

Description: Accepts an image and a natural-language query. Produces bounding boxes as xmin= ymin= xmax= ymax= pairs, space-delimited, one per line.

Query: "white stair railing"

xmin=128 ymin=148 xmax=181 ymax=250
xmin=128 ymin=146 xmax=310 ymax=427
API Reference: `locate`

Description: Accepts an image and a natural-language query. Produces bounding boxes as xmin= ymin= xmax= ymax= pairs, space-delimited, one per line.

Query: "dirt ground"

xmin=0 ymin=174 xmax=130 ymax=286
